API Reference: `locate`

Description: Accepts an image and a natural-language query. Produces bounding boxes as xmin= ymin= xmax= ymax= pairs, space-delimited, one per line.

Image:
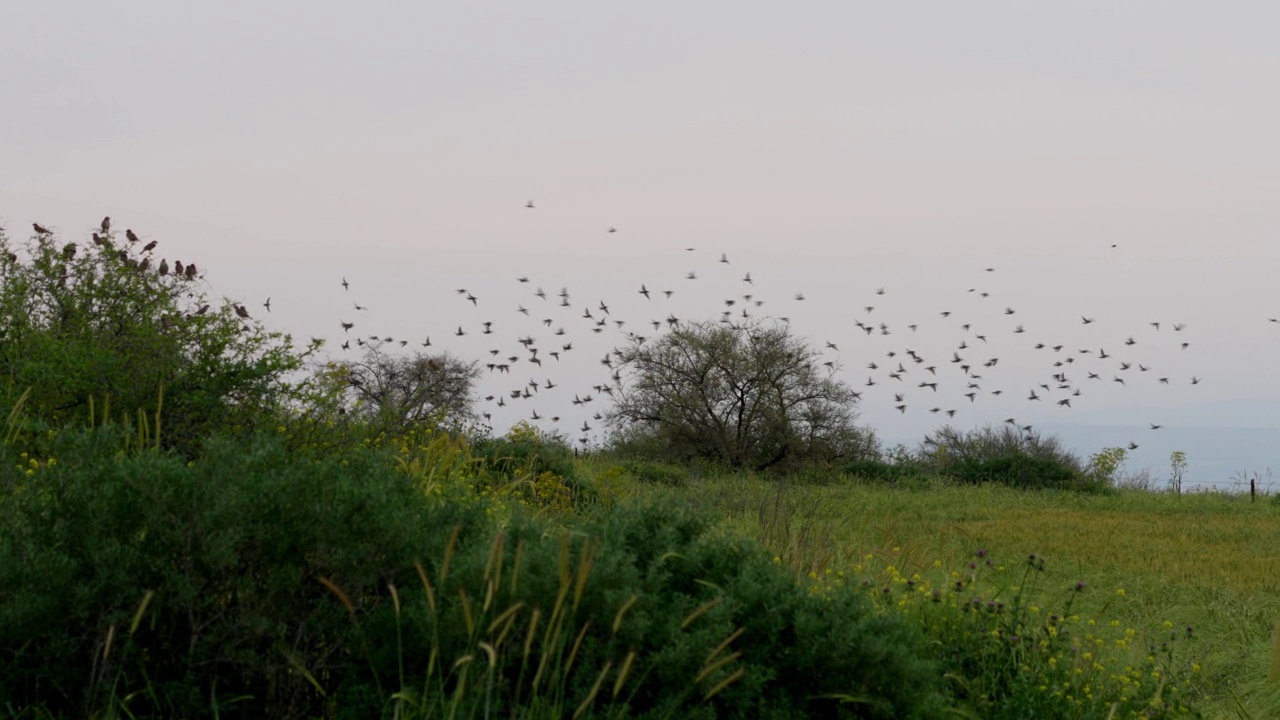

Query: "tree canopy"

xmin=607 ymin=319 xmax=876 ymax=470
xmin=0 ymin=223 xmax=314 ymax=453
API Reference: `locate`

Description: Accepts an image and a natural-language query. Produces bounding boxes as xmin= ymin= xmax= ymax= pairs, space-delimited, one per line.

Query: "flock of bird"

xmin=17 ymin=213 xmax=1216 ymax=453
xmin=312 ymin=202 xmax=1214 ymax=452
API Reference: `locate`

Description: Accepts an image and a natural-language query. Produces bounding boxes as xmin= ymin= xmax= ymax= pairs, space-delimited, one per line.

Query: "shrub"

xmin=619 ymin=459 xmax=691 ymax=486
xmin=0 ymin=426 xmax=479 ymax=718
xmin=0 ymin=424 xmax=948 ymax=718
xmin=0 ymin=223 xmax=313 ymax=456
xmin=945 ymin=452 xmax=1086 ymax=491
xmin=818 ymin=549 xmax=1205 ymax=719
xmin=332 ymin=499 xmax=947 ymax=719
xmin=842 ymin=458 xmax=931 ymax=485
xmin=918 ymin=425 xmax=1092 ymax=491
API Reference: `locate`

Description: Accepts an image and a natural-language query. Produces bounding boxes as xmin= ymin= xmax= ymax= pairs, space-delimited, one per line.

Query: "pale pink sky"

xmin=4 ymin=3 xmax=1279 ymax=477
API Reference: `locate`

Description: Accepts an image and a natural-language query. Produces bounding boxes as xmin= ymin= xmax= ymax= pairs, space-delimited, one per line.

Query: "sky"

xmin=3 ymin=2 xmax=1279 ymax=486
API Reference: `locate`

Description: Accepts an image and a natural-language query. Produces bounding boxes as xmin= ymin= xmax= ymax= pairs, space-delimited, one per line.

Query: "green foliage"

xmin=841 ymin=457 xmax=931 ymax=486
xmin=1169 ymin=450 xmax=1189 ymax=495
xmin=820 ymin=550 xmax=1204 ymax=719
xmin=332 ymin=499 xmax=947 ymax=719
xmin=919 ymin=425 xmax=1095 ymax=491
xmin=0 ymin=426 xmax=481 ymax=718
xmin=946 ymin=452 xmax=1088 ymax=491
xmin=607 ymin=319 xmax=878 ymax=472
xmin=1086 ymin=446 xmax=1128 ymax=488
xmin=618 ymin=459 xmax=692 ymax=486
xmin=0 ymin=224 xmax=313 ymax=456
xmin=0 ymin=425 xmax=946 ymax=719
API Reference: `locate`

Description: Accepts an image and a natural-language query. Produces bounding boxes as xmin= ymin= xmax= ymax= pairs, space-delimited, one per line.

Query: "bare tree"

xmin=336 ymin=344 xmax=480 ymax=432
xmin=607 ymin=319 xmax=875 ymax=470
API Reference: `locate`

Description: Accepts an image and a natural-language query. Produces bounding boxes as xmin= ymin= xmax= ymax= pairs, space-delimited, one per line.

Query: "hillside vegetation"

xmin=1 ymin=221 xmax=1276 ymax=718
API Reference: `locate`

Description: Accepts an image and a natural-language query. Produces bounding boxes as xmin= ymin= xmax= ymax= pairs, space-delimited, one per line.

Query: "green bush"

xmin=0 ymin=426 xmax=481 ymax=718
xmin=827 ymin=550 xmax=1204 ymax=719
xmin=841 ymin=458 xmax=931 ymax=485
xmin=2 ymin=425 xmax=945 ymax=718
xmin=0 ymin=224 xmax=313 ymax=457
xmin=620 ymin=459 xmax=691 ymax=486
xmin=913 ymin=425 xmax=1095 ymax=491
xmin=332 ymin=500 xmax=946 ymax=719
xmin=944 ymin=452 xmax=1086 ymax=491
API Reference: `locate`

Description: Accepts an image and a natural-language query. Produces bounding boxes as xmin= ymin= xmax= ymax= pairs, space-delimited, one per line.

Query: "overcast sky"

xmin=4 ymin=2 xmax=1279 ymax=478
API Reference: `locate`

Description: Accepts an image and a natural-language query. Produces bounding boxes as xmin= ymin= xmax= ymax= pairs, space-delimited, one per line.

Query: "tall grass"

xmin=609 ymin=469 xmax=1280 ymax=718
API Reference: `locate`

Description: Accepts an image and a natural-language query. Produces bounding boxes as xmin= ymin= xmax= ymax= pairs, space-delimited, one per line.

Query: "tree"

xmin=0 ymin=222 xmax=314 ymax=454
xmin=606 ymin=319 xmax=875 ymax=470
xmin=312 ymin=343 xmax=480 ymax=436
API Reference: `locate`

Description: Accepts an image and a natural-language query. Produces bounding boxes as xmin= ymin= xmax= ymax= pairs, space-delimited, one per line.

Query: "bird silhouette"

xmin=126 ymin=229 xmax=140 ymax=243
xmin=263 ymin=297 xmax=272 ymax=312
xmin=234 ymin=304 xmax=250 ymax=320
xmin=33 ymin=223 xmax=50 ymax=234
xmin=100 ymin=217 xmax=111 ymax=233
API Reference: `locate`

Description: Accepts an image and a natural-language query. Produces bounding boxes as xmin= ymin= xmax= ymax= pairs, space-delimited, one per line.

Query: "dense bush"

xmin=619 ymin=458 xmax=692 ymax=486
xmin=944 ymin=452 xmax=1087 ymax=490
xmin=333 ymin=500 xmax=947 ymax=720
xmin=818 ymin=550 xmax=1204 ymax=719
xmin=0 ymin=223 xmax=313 ymax=456
xmin=0 ymin=426 xmax=476 ymax=718
xmin=2 ymin=424 xmax=945 ymax=718
xmin=917 ymin=425 xmax=1095 ymax=491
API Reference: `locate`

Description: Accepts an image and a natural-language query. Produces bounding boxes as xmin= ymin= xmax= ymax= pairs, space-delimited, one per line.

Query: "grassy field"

xmin=603 ymin=469 xmax=1280 ymax=718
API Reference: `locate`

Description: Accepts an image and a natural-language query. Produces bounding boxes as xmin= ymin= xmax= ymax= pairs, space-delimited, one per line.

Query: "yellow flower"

xmin=1115 ymin=588 xmax=1126 ymax=597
